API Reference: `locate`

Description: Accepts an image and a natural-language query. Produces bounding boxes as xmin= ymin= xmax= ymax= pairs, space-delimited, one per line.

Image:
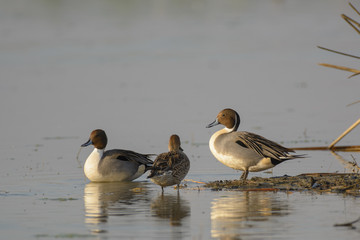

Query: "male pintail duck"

xmin=206 ymin=108 xmax=304 ymax=180
xmin=81 ymin=129 xmax=153 ymax=182
xmin=148 ymin=135 xmax=190 ymax=192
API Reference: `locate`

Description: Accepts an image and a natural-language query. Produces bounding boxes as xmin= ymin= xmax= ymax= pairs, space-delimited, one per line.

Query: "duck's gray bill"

xmin=206 ymin=119 xmax=219 ymax=128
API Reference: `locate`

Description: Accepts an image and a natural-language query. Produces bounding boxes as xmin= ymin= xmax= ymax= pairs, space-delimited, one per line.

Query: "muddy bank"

xmin=204 ymin=173 xmax=360 ymax=196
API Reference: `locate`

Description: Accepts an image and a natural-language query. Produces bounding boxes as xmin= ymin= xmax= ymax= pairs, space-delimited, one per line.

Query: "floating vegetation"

xmin=204 ymin=173 xmax=360 ymax=196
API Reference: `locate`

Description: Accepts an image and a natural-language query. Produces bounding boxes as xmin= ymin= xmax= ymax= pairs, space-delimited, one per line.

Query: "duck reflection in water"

xmin=150 ymin=192 xmax=190 ymax=226
xmin=84 ymin=182 xmax=150 ymax=233
xmin=211 ymin=191 xmax=290 ymax=239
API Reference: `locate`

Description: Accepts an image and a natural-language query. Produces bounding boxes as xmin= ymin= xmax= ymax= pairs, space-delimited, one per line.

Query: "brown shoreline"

xmin=203 ymin=173 xmax=360 ymax=196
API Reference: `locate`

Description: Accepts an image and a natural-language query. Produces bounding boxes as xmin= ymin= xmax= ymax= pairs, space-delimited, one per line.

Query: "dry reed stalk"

xmin=298 ymin=172 xmax=357 ymax=177
xmin=349 ymin=1 xmax=360 ymax=16
xmin=317 ymin=2 xmax=360 ymax=77
xmin=291 ymin=145 xmax=360 ymax=152
xmin=347 ymin=99 xmax=360 ymax=106
xmin=318 ymin=63 xmax=360 ymax=75
xmin=342 ymin=2 xmax=360 ymax=34
xmin=328 ymin=118 xmax=360 ymax=149
xmin=317 ymin=46 xmax=360 ymax=59
xmin=316 ymin=2 xmax=360 ymax=150
xmin=183 ymin=179 xmax=206 ymax=184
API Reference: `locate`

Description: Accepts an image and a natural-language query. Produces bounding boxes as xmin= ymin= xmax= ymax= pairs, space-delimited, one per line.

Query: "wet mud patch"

xmin=204 ymin=173 xmax=360 ymax=196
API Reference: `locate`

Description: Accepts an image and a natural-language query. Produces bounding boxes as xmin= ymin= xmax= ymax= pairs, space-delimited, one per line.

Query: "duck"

xmin=148 ymin=135 xmax=190 ymax=192
xmin=206 ymin=108 xmax=304 ymax=180
xmin=81 ymin=129 xmax=153 ymax=182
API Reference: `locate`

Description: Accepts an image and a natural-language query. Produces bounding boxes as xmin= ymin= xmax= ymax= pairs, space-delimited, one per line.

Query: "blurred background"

xmin=0 ymin=0 xmax=359 ymax=170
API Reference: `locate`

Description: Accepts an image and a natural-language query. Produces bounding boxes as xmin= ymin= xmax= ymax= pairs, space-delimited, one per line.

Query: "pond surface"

xmin=1 ymin=0 xmax=360 ymax=239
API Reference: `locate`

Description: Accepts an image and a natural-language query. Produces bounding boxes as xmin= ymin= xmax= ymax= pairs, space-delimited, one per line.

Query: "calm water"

xmin=1 ymin=0 xmax=360 ymax=239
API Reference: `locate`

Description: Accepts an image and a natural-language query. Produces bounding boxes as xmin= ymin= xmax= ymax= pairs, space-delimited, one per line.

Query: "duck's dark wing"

xmin=235 ymin=131 xmax=296 ymax=160
xmin=102 ymin=149 xmax=154 ymax=165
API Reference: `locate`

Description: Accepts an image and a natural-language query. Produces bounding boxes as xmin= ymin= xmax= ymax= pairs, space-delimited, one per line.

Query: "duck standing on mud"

xmin=207 ymin=108 xmax=304 ymax=180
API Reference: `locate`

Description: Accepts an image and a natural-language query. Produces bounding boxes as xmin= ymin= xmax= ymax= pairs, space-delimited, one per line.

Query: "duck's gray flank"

xmin=98 ymin=149 xmax=153 ymax=176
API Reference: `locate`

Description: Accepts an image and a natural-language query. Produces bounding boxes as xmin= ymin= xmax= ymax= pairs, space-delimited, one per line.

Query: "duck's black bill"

xmin=81 ymin=139 xmax=92 ymax=147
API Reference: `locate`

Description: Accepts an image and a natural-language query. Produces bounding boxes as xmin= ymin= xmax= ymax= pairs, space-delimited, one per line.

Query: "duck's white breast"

xmin=84 ymin=148 xmax=104 ymax=182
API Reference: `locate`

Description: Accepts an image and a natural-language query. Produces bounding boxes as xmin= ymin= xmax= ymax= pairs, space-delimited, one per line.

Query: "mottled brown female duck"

xmin=148 ymin=135 xmax=190 ymax=192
